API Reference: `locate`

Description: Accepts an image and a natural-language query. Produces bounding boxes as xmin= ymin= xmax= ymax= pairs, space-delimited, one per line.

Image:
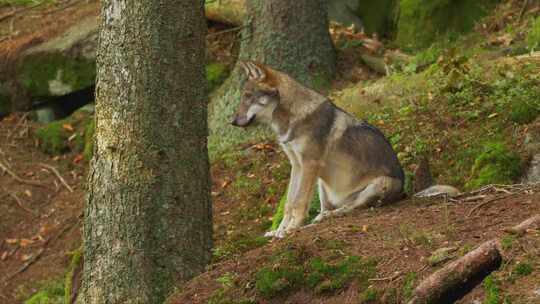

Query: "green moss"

xmin=255 ymin=264 xmax=304 ymax=298
xmin=466 ymin=142 xmax=522 ymax=190
xmin=35 ymin=120 xmax=70 ymax=155
xmin=271 ymin=188 xmax=320 ymax=230
xmin=206 ymin=63 xmax=229 ymax=92
xmin=24 ymin=281 xmax=64 ymax=304
xmin=64 ymin=247 xmax=83 ymax=304
xmin=17 ymin=52 xmax=95 ymax=98
xmin=501 ymin=235 xmax=516 ymax=250
xmin=212 ymin=233 xmax=268 ymax=261
xmin=527 ymin=16 xmax=540 ymax=50
xmin=396 ymin=0 xmax=498 ymax=50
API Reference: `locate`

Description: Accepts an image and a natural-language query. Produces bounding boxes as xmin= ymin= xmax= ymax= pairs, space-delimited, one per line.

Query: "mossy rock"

xmin=17 ymin=52 xmax=95 ymax=98
xmin=527 ymin=16 xmax=540 ymax=51
xmin=466 ymin=141 xmax=522 ymax=190
xmin=35 ymin=111 xmax=94 ymax=156
xmin=396 ymin=0 xmax=499 ymax=50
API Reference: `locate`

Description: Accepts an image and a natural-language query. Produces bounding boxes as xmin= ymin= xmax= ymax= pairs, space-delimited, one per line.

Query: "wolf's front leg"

xmin=265 ymin=161 xmax=300 ymax=238
xmin=280 ymin=160 xmax=319 ymax=235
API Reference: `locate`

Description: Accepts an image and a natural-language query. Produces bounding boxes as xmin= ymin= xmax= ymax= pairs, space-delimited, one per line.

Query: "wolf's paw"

xmin=264 ymin=230 xmax=277 ymax=238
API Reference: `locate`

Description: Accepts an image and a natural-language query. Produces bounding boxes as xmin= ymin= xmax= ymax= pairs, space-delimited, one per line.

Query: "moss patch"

xmin=396 ymin=0 xmax=498 ymax=50
xmin=35 ymin=111 xmax=94 ymax=156
xmin=206 ymin=63 xmax=229 ymax=93
xmin=254 ymin=248 xmax=376 ymax=299
xmin=24 ymin=281 xmax=64 ymax=304
xmin=466 ymin=141 xmax=522 ymax=190
xmin=17 ymin=52 xmax=95 ymax=98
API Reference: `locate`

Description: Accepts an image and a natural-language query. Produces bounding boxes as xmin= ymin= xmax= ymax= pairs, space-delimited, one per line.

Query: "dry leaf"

xmin=5 ymin=238 xmax=18 ymax=244
xmin=362 ymin=225 xmax=369 ymax=233
xmin=73 ymin=154 xmax=84 ymax=164
xmin=24 ymin=189 xmax=32 ymax=198
xmin=62 ymin=124 xmax=74 ymax=132
xmin=1 ymin=251 xmax=8 ymax=260
xmin=21 ymin=254 xmax=33 ymax=262
xmin=19 ymin=239 xmax=34 ymax=247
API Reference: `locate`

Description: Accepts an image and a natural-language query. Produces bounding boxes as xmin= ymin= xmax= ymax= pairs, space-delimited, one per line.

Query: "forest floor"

xmin=0 ymin=0 xmax=539 ymax=304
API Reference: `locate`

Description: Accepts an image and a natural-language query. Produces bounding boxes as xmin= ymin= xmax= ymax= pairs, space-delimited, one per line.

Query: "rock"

xmin=523 ymin=118 xmax=540 ymax=183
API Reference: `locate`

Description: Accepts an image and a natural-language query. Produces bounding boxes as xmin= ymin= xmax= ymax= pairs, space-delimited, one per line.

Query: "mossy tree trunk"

xmin=78 ymin=1 xmax=212 ymax=303
xmin=209 ymin=0 xmax=336 ymax=156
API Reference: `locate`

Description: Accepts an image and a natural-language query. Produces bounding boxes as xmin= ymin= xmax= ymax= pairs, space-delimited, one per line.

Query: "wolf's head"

xmin=231 ymin=61 xmax=280 ymax=128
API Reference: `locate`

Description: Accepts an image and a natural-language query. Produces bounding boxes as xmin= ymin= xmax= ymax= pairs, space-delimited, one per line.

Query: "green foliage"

xmin=270 ymin=188 xmax=320 ymax=230
xmin=402 ymin=272 xmax=417 ymax=301
xmin=18 ymin=53 xmax=95 ymax=98
xmin=483 ymin=275 xmax=500 ymax=304
xmin=466 ymin=141 xmax=522 ymax=190
xmin=0 ymin=0 xmax=54 ymax=6
xmin=212 ymin=233 xmax=268 ymax=261
xmin=527 ymin=16 xmax=540 ymax=51
xmin=396 ymin=0 xmax=498 ymax=49
xmin=206 ymin=63 xmax=229 ymax=92
xmin=24 ymin=282 xmax=64 ymax=304
xmin=255 ymin=251 xmax=304 ymax=299
xmin=512 ymin=262 xmax=533 ymax=278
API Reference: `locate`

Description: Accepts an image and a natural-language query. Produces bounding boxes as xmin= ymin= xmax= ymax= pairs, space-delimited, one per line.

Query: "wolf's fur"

xmin=232 ymin=62 xmax=405 ymax=238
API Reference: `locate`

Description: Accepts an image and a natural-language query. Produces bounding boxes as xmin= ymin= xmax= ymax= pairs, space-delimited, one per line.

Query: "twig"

xmin=0 ymin=1 xmax=47 ymax=22
xmin=6 ymin=112 xmax=29 ymax=140
xmin=369 ymin=271 xmax=401 ymax=282
xmin=7 ymin=192 xmax=36 ymax=216
xmin=39 ymin=163 xmax=74 ymax=192
xmin=0 ymin=161 xmax=49 ymax=189
xmin=0 ymin=217 xmax=79 ymax=285
xmin=467 ymin=194 xmax=513 ymax=218
xmin=519 ymin=0 xmax=530 ymax=21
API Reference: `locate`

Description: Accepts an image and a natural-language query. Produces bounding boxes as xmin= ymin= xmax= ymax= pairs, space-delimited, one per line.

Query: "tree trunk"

xmin=208 ymin=0 xmax=336 ymax=156
xmin=78 ymin=1 xmax=212 ymax=303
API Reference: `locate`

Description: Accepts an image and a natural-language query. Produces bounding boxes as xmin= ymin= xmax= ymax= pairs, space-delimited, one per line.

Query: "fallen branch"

xmin=7 ymin=191 xmax=36 ymax=216
xmin=408 ymin=239 xmax=502 ymax=304
xmin=39 ymin=163 xmax=74 ymax=192
xmin=369 ymin=271 xmax=401 ymax=282
xmin=504 ymin=215 xmax=540 ymax=236
xmin=0 ymin=161 xmax=49 ymax=189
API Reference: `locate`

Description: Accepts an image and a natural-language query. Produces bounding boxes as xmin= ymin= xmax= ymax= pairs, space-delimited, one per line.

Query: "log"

xmin=504 ymin=215 xmax=540 ymax=236
xmin=205 ymin=0 xmax=245 ymax=25
xmin=408 ymin=239 xmax=502 ymax=304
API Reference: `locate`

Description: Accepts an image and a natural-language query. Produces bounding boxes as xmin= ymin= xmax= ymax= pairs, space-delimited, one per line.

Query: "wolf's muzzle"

xmin=231 ymin=115 xmax=255 ymax=127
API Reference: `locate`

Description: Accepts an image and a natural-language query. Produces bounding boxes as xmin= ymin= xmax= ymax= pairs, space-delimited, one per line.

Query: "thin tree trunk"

xmin=208 ymin=0 xmax=336 ymax=156
xmin=78 ymin=1 xmax=212 ymax=303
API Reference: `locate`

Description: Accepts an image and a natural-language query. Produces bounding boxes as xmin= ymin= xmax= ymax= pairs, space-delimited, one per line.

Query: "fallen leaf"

xmin=362 ymin=225 xmax=369 ymax=233
xmin=1 ymin=251 xmax=7 ymax=260
xmin=62 ymin=124 xmax=74 ymax=132
xmin=5 ymin=238 xmax=18 ymax=245
xmin=73 ymin=154 xmax=84 ymax=164
xmin=24 ymin=189 xmax=32 ymax=198
xmin=21 ymin=254 xmax=33 ymax=262
xmin=19 ymin=239 xmax=34 ymax=247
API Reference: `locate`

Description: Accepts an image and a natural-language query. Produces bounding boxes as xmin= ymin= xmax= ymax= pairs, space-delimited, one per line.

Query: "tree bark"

xmin=408 ymin=240 xmax=502 ymax=304
xmin=78 ymin=1 xmax=212 ymax=303
xmin=208 ymin=0 xmax=336 ymax=156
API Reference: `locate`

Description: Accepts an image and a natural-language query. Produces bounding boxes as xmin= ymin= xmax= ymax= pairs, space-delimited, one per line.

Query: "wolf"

xmin=232 ymin=61 xmax=408 ymax=238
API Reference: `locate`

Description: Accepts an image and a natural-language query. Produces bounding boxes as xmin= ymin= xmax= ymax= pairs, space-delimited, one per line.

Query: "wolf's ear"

xmin=239 ymin=61 xmax=267 ymax=82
